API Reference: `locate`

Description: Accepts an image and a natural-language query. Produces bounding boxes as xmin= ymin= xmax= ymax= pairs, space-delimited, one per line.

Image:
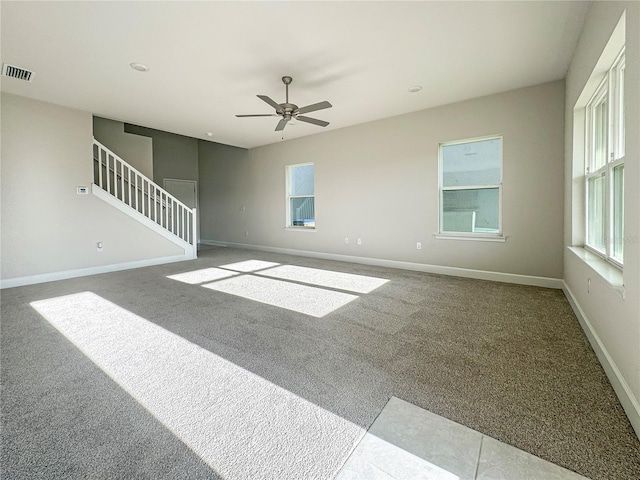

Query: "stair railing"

xmin=92 ymin=139 xmax=197 ymax=249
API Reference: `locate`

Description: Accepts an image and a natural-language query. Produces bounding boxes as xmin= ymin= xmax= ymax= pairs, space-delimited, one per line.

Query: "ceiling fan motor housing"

xmin=279 ymin=103 xmax=298 ymax=120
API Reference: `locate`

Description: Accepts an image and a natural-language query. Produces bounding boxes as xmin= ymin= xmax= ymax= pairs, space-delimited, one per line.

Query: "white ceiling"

xmin=1 ymin=1 xmax=588 ymax=149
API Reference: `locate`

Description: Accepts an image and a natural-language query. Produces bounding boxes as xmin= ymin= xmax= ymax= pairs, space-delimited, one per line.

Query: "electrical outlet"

xmin=97 ymin=241 xmax=103 ymax=252
xmin=245 ymin=231 xmax=249 ymax=236
xmin=357 ymin=238 xmax=362 ymax=245
xmin=416 ymin=242 xmax=422 ymax=250
xmin=240 ymin=205 xmax=246 ymax=211
xmin=344 ymin=237 xmax=349 ymax=245
xmin=587 ymin=277 xmax=591 ymax=294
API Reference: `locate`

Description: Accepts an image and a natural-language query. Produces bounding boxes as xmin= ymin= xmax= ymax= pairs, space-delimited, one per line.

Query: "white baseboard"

xmin=201 ymin=239 xmax=564 ymax=289
xmin=563 ymin=282 xmax=640 ymax=439
xmin=0 ymin=254 xmax=193 ymax=289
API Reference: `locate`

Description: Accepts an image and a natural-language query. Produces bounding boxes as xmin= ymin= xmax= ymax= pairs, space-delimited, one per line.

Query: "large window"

xmin=439 ymin=136 xmax=502 ymax=237
xmin=286 ymin=163 xmax=315 ymax=228
xmin=585 ymin=48 xmax=625 ymax=266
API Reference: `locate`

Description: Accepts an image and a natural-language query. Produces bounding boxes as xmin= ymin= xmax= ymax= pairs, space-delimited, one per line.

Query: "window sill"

xmin=285 ymin=227 xmax=317 ymax=233
xmin=568 ymin=246 xmax=624 ymax=295
xmin=434 ymin=234 xmax=506 ymax=243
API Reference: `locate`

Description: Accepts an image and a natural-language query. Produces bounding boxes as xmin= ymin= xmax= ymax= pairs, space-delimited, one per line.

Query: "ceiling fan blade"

xmin=257 ymin=95 xmax=282 ymax=111
xmin=297 ymin=101 xmax=332 ymax=115
xmin=275 ymin=118 xmax=288 ymax=131
xmin=297 ymin=116 xmax=329 ymax=127
xmin=236 ymin=114 xmax=279 ymax=117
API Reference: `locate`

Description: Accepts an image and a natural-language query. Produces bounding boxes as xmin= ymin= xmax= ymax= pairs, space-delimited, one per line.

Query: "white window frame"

xmin=585 ymin=48 xmax=625 ymax=268
xmin=285 ymin=162 xmax=315 ymax=230
xmin=437 ymin=135 xmax=504 ymax=241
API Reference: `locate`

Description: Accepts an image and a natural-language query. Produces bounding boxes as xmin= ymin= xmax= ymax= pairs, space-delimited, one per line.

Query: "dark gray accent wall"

xmin=124 ymin=124 xmax=199 ymax=184
xmin=198 ymin=140 xmax=249 ymax=242
xmin=123 ymin=124 xmax=251 ymax=243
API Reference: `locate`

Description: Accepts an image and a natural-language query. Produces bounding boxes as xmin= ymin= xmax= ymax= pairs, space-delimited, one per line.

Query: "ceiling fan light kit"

xmin=236 ymin=76 xmax=332 ymax=132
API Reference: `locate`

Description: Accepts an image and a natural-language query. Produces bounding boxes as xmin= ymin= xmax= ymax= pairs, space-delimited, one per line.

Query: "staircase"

xmin=92 ymin=139 xmax=197 ymax=259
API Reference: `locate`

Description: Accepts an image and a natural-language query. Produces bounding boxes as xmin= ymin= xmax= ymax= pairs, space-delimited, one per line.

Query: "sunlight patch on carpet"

xmin=218 ymin=260 xmax=280 ymax=272
xmin=202 ymin=275 xmax=358 ymax=318
xmin=257 ymin=265 xmax=389 ymax=294
xmin=30 ymin=292 xmax=364 ymax=480
xmin=167 ymin=267 xmax=239 ymax=285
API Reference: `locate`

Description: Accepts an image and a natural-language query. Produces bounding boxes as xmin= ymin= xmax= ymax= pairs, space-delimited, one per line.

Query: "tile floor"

xmin=336 ymin=397 xmax=589 ymax=480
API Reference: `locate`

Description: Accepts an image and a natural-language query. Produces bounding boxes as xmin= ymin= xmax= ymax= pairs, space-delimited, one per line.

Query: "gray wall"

xmin=198 ymin=141 xmax=249 ymax=242
xmin=199 ymin=80 xmax=565 ymax=279
xmin=1 ymin=93 xmax=183 ymax=281
xmin=124 ymin=124 xmax=198 ymax=185
xmin=93 ymin=116 xmax=153 ymax=179
xmin=564 ymin=1 xmax=640 ymax=434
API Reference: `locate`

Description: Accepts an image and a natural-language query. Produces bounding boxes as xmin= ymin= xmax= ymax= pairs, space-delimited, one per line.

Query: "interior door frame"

xmin=163 ymin=178 xmax=199 ymax=243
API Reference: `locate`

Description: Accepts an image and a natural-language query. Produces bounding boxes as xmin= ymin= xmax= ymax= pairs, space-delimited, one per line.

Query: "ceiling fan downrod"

xmin=282 ymin=76 xmax=292 ymax=104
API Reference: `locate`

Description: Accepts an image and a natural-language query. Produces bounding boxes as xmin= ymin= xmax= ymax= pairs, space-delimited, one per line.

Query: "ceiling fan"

xmin=236 ymin=76 xmax=332 ymax=132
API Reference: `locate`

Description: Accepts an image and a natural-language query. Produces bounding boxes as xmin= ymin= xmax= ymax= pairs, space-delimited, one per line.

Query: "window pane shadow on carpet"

xmin=26 ymin=291 xmax=364 ymax=480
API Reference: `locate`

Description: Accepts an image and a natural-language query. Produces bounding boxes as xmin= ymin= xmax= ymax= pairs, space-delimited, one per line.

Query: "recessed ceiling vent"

xmin=2 ymin=64 xmax=34 ymax=82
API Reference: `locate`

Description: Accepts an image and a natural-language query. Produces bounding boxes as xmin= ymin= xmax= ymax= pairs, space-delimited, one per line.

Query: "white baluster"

xmin=147 ymin=180 xmax=151 ymax=218
xmin=127 ymin=167 xmax=132 ymax=207
xmin=171 ymin=199 xmax=176 ymax=234
xmin=134 ymin=174 xmax=139 ymax=212
xmin=98 ymin=148 xmax=104 ymax=187
xmin=191 ymin=208 xmax=197 ymax=252
xmin=166 ymin=194 xmax=169 ymax=229
xmin=120 ymin=160 xmax=125 ymax=202
xmin=180 ymin=208 xmax=187 ymax=240
xmin=106 ymin=154 xmax=111 ymax=193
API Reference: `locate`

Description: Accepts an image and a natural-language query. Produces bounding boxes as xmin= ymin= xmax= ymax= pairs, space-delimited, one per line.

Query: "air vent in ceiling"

xmin=2 ymin=64 xmax=34 ymax=82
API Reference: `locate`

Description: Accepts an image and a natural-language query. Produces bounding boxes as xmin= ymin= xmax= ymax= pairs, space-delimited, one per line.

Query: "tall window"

xmin=439 ymin=136 xmax=502 ymax=237
xmin=286 ymin=163 xmax=315 ymax=228
xmin=585 ymin=48 xmax=625 ymax=265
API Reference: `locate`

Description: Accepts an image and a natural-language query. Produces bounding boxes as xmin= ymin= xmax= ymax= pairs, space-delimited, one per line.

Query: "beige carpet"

xmin=2 ymin=246 xmax=639 ymax=479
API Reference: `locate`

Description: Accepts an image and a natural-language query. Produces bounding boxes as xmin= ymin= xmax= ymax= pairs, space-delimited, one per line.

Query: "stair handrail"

xmin=93 ymin=139 xmax=193 ymax=212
